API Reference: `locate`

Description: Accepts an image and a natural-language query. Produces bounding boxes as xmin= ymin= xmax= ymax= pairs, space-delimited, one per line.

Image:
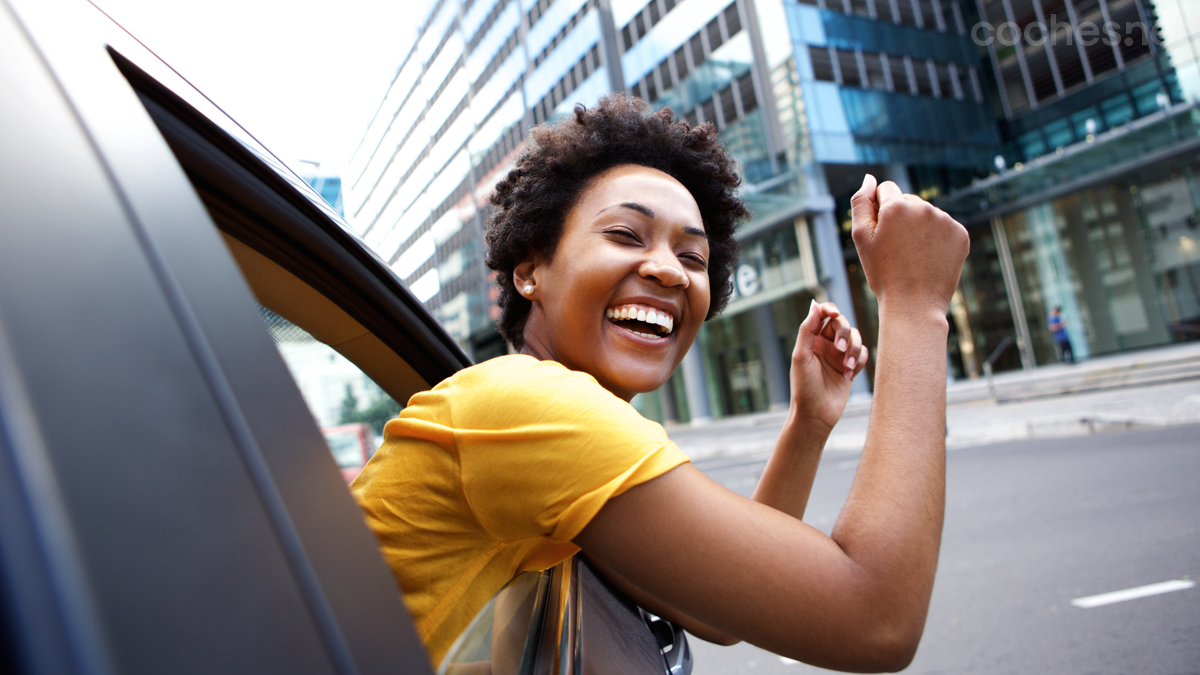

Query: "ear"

xmin=513 ymin=250 xmax=538 ymax=295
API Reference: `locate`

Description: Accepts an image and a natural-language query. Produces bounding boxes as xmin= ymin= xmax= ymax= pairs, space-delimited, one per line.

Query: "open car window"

xmin=104 ymin=47 xmax=471 ymax=482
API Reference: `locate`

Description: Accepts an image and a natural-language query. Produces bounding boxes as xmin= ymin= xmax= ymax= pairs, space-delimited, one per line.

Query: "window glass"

xmin=256 ymin=306 xmax=399 ymax=479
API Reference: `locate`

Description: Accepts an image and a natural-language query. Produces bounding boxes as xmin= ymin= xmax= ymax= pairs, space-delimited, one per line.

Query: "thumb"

xmin=850 ymin=174 xmax=878 ymax=239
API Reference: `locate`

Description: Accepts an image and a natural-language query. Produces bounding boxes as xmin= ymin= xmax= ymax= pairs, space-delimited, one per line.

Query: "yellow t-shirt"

xmin=350 ymin=355 xmax=690 ymax=666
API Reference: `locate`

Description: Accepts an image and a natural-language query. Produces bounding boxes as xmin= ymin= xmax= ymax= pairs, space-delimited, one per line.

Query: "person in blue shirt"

xmin=1048 ymin=306 xmax=1074 ymax=363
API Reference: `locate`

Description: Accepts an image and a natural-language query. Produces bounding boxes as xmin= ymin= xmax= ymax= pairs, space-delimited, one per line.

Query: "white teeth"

xmin=605 ymin=304 xmax=675 ymax=336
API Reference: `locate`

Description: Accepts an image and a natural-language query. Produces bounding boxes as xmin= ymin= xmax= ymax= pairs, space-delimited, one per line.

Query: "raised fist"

xmin=850 ymin=175 xmax=969 ymax=318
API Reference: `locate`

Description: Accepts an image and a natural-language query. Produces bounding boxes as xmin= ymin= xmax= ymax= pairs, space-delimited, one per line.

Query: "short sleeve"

xmin=451 ymin=356 xmax=689 ymax=544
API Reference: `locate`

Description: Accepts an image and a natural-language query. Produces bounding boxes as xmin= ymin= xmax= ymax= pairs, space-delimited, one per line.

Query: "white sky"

xmin=93 ymin=0 xmax=435 ymax=174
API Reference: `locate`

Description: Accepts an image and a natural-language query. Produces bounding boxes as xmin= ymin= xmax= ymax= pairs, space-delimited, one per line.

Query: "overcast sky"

xmin=93 ymin=0 xmax=434 ymax=174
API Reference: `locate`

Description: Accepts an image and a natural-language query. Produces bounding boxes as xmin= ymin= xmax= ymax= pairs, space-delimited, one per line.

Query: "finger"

xmin=816 ymin=301 xmax=840 ymax=334
xmin=795 ymin=299 xmax=825 ymax=357
xmin=851 ymin=345 xmax=869 ymax=379
xmin=844 ymin=327 xmax=863 ymax=371
xmin=876 ymin=180 xmax=904 ymax=204
xmin=850 ymin=174 xmax=879 ymax=234
xmin=853 ymin=173 xmax=877 ymax=205
xmin=819 ymin=312 xmax=851 ymax=351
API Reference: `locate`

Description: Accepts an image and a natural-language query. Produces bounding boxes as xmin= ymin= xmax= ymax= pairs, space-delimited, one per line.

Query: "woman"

xmin=352 ymin=94 xmax=969 ymax=672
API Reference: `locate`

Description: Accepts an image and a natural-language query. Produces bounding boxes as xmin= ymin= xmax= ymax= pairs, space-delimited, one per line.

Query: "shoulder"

xmin=449 ymin=354 xmax=615 ymax=406
xmin=444 ymin=355 xmax=663 ymax=435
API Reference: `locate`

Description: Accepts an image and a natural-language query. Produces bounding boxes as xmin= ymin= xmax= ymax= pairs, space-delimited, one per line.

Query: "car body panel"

xmin=0 ymin=1 xmax=464 ymax=673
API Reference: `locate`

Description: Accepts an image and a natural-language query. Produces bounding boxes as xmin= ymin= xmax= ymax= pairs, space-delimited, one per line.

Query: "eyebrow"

xmin=598 ymin=202 xmax=656 ymax=219
xmin=596 ymin=202 xmax=708 ymax=238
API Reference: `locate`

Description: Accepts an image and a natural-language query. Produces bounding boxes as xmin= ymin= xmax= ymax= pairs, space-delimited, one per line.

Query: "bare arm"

xmin=753 ymin=300 xmax=866 ymax=520
xmin=575 ymin=176 xmax=968 ymax=672
xmin=590 ymin=301 xmax=868 ymax=646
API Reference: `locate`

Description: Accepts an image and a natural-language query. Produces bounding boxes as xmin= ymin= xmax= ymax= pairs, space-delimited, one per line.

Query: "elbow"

xmin=685 ymin=627 xmax=740 ymax=647
xmin=706 ymin=634 xmax=741 ymax=647
xmin=856 ymin=616 xmax=925 ymax=672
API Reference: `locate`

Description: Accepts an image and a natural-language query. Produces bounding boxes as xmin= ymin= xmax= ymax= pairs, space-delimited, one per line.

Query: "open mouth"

xmin=605 ymin=304 xmax=674 ymax=339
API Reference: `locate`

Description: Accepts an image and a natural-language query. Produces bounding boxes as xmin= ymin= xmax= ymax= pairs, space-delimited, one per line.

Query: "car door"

xmin=0 ymin=1 xmax=467 ymax=673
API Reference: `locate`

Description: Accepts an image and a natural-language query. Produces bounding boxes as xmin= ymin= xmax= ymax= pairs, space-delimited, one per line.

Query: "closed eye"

xmin=605 ymin=228 xmax=642 ymax=243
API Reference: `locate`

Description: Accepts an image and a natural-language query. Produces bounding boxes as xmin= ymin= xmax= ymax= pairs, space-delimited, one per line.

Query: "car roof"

xmin=0 ymin=1 xmax=464 ymax=673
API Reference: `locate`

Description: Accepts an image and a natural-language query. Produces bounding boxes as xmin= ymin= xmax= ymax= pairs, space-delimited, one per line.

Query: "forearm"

xmin=750 ymin=413 xmax=829 ymax=520
xmin=831 ymin=305 xmax=947 ymax=637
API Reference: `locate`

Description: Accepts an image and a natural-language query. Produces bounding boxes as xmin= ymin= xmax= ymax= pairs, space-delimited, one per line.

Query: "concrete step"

xmin=947 ymin=352 xmax=1200 ymax=405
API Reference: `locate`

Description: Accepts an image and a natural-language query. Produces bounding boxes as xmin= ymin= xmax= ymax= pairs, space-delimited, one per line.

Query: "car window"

xmin=109 ymin=45 xmax=469 ymax=486
xmin=438 ymin=570 xmax=549 ymax=675
xmin=256 ymin=305 xmax=396 ymax=477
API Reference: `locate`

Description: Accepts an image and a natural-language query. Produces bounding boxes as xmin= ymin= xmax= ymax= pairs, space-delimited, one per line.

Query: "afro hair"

xmin=484 ymin=93 xmax=749 ymax=348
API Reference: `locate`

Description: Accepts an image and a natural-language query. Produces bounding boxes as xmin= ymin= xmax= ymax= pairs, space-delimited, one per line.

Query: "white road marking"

xmin=1071 ymin=579 xmax=1194 ymax=608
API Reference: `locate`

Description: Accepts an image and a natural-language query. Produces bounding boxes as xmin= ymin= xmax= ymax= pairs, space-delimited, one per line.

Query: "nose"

xmin=638 ymin=249 xmax=688 ymax=288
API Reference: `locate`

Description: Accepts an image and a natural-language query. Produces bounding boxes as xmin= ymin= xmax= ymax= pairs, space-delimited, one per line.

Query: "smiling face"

xmin=516 ymin=164 xmax=711 ymax=401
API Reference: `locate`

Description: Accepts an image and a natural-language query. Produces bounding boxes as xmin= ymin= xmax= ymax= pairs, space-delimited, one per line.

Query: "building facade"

xmin=938 ymin=0 xmax=1200 ymax=376
xmin=344 ymin=0 xmax=1199 ymax=424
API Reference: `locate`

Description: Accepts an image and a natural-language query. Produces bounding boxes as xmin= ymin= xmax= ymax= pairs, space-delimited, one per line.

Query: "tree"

xmin=339 ymin=384 xmax=401 ymax=436
xmin=338 ymin=384 xmax=359 ymax=423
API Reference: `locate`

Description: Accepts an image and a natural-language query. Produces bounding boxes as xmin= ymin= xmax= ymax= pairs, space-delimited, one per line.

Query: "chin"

xmin=602 ymin=369 xmax=674 ymax=401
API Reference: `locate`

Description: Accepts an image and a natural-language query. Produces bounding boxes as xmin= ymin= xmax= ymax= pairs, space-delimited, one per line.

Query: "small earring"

xmin=523 ymin=284 xmax=534 ymax=296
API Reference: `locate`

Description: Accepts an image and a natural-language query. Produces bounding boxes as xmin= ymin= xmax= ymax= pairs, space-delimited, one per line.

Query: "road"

xmin=688 ymin=425 xmax=1200 ymax=675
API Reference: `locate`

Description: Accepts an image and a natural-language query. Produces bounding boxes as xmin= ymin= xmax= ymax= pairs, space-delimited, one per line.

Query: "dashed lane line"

xmin=1071 ymin=579 xmax=1194 ymax=608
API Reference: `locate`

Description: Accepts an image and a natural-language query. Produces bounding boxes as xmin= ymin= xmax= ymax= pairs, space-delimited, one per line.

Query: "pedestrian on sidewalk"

xmin=1048 ymin=306 xmax=1075 ymax=364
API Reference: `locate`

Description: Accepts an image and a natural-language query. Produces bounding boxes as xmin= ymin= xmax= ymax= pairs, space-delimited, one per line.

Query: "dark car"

xmin=0 ymin=0 xmax=472 ymax=672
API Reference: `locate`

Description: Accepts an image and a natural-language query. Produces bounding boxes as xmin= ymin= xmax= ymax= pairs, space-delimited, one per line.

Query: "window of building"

xmin=529 ymin=44 xmax=602 ymax=124
xmin=468 ymin=0 xmax=513 ymax=53
xmin=889 ymin=53 xmax=912 ymax=92
xmin=532 ymin=0 xmax=599 ymax=67
xmin=720 ymin=87 xmax=738 ymax=126
xmin=912 ymin=57 xmax=934 ymax=95
xmin=874 ymin=0 xmax=896 ymax=23
xmin=700 ymin=98 xmax=717 ymax=126
xmin=848 ymin=0 xmax=872 ymax=18
xmin=474 ymin=30 xmax=520 ymax=94
xmin=836 ymin=49 xmax=862 ymax=87
xmin=702 ymin=16 xmax=719 ymax=51
xmin=673 ymin=45 xmax=690 ymax=81
xmin=723 ymin=3 xmax=742 ymax=35
xmin=934 ymin=61 xmax=956 ymax=98
xmin=632 ymin=2 xmax=743 ymax=104
xmin=526 ymin=0 xmax=554 ymax=27
xmin=738 ymin=71 xmax=758 ymax=111
xmin=1026 ymin=48 xmax=1058 ymax=104
xmin=810 ymin=46 xmax=836 ymax=82
xmin=620 ymin=0 xmax=682 ymax=50
xmin=862 ymin=51 xmax=888 ymax=90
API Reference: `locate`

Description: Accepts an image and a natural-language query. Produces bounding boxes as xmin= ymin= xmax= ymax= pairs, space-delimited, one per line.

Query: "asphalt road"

xmin=689 ymin=425 xmax=1200 ymax=675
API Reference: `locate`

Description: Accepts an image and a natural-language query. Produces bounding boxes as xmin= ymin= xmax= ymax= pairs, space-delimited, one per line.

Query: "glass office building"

xmin=937 ymin=0 xmax=1200 ymax=377
xmin=346 ymin=0 xmax=1198 ymax=425
xmin=343 ymin=0 xmax=870 ymax=423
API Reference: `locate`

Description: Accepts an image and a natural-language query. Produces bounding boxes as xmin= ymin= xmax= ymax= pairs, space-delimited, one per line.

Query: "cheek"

xmin=690 ymin=275 xmax=712 ymax=316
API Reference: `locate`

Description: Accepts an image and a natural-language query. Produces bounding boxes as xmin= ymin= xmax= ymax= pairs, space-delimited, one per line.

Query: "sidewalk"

xmin=667 ymin=342 xmax=1200 ymax=461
